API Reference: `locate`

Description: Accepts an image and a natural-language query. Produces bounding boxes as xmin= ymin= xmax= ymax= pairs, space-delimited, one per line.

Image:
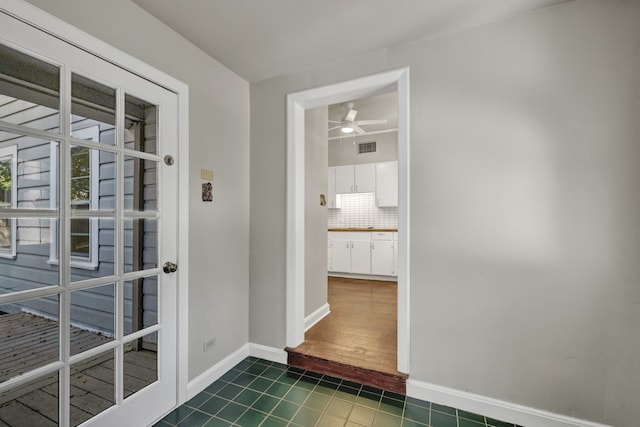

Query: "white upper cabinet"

xmin=334 ymin=163 xmax=376 ymax=194
xmin=375 ymin=161 xmax=398 ymax=207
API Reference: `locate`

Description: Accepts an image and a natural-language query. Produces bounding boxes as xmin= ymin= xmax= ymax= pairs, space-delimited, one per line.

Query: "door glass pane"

xmin=124 ymin=155 xmax=157 ymax=212
xmin=0 ymin=371 xmax=59 ymax=425
xmin=125 ymin=94 xmax=157 ymax=154
xmin=124 ymin=218 xmax=157 ymax=273
xmin=69 ymin=218 xmax=114 ymax=281
xmin=70 ymin=350 xmax=115 ymax=426
xmin=124 ymin=275 xmax=158 ymax=335
xmin=124 ymin=331 xmax=158 ymax=399
xmin=69 ymin=145 xmax=115 ymax=212
xmin=70 ymin=283 xmax=114 ymax=356
xmin=71 ymin=74 xmax=115 ymax=143
xmin=0 ymin=43 xmax=60 ymax=133
xmin=0 ymin=294 xmax=59 ymax=383
xmin=0 ymin=218 xmax=59 ymax=295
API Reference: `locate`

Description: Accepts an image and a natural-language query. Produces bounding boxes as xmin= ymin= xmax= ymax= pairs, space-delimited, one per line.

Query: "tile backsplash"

xmin=328 ymin=192 xmax=397 ymax=228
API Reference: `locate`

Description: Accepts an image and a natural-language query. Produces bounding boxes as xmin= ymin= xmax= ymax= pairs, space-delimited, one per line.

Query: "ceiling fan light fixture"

xmin=341 ymin=125 xmax=354 ymax=134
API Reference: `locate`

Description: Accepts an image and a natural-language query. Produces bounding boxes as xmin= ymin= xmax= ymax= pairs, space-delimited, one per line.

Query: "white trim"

xmin=328 ymin=273 xmax=397 ymax=282
xmin=1 ymin=0 xmax=191 ymax=412
xmin=185 ymin=344 xmax=250 ymax=401
xmin=406 ymin=379 xmax=612 ymax=427
xmin=249 ymin=343 xmax=288 ymax=365
xmin=286 ymin=67 xmax=411 ymax=374
xmin=304 ymin=303 xmax=330 ymax=331
xmin=0 ymin=144 xmax=17 ymax=259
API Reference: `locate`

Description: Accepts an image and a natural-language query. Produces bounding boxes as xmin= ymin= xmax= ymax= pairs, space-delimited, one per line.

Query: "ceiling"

xmin=131 ymin=0 xmax=571 ymax=83
xmin=328 ymin=92 xmax=398 ymax=138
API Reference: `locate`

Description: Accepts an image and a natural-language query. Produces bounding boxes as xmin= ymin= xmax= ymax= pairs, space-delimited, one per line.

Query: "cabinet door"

xmin=335 ymin=165 xmax=354 ymax=194
xmin=371 ymin=240 xmax=395 ymax=276
xmin=350 ymin=240 xmax=372 ymax=274
xmin=331 ymin=239 xmax=351 ymax=273
xmin=327 ymin=167 xmax=337 ymax=208
xmin=354 ymin=163 xmax=376 ymax=193
xmin=375 ymin=161 xmax=398 ymax=207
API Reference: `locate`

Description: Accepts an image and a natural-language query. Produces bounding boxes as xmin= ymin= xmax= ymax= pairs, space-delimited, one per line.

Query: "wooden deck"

xmin=0 ymin=312 xmax=157 ymax=426
xmin=287 ymin=277 xmax=408 ymax=394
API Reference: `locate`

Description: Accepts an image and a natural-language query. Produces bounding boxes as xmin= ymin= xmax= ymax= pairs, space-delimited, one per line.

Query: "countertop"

xmin=328 ymin=228 xmax=398 ymax=232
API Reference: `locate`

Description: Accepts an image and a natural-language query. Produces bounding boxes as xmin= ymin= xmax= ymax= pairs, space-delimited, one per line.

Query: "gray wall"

xmin=24 ymin=0 xmax=251 ymax=381
xmin=328 ymin=131 xmax=397 ymax=166
xmin=250 ymin=1 xmax=640 ymax=425
xmin=304 ymin=107 xmax=328 ymax=318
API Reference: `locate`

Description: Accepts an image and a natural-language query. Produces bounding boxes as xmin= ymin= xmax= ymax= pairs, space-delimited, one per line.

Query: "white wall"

xmin=328 ymin=131 xmax=397 ymax=166
xmin=305 ymin=107 xmax=328 ymax=318
xmin=24 ymin=0 xmax=251 ymax=381
xmin=249 ymin=1 xmax=640 ymax=426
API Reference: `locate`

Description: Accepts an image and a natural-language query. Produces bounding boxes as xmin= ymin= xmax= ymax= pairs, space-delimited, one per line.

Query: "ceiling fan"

xmin=329 ymin=102 xmax=387 ymax=135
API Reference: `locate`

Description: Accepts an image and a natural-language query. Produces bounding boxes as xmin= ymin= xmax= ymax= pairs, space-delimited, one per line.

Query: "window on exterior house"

xmin=49 ymin=125 xmax=100 ymax=269
xmin=0 ymin=145 xmax=17 ymax=258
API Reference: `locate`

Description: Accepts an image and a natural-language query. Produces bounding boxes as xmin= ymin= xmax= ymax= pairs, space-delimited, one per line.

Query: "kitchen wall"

xmin=328 ymin=193 xmax=397 ymax=229
xmin=249 ymin=1 xmax=640 ymax=426
xmin=328 ymin=131 xmax=398 ymax=166
xmin=24 ymin=0 xmax=251 ymax=381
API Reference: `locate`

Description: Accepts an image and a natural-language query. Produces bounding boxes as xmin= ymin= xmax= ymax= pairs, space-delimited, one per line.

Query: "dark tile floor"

xmin=154 ymin=357 xmax=521 ymax=427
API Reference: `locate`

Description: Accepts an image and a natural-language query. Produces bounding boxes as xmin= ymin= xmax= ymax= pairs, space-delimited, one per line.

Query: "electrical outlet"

xmin=203 ymin=337 xmax=216 ymax=352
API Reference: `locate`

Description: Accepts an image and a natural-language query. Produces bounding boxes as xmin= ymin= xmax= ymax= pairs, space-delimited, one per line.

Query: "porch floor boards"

xmin=0 ymin=312 xmax=157 ymax=426
xmin=287 ymin=277 xmax=407 ymax=394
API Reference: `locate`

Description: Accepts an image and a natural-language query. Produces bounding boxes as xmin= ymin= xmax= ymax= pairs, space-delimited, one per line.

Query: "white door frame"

xmin=286 ymin=68 xmax=411 ymax=374
xmin=0 ymin=0 xmax=190 ymax=405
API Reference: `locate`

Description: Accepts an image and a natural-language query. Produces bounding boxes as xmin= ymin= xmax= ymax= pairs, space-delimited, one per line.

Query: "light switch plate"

xmin=201 ymin=169 xmax=214 ymax=181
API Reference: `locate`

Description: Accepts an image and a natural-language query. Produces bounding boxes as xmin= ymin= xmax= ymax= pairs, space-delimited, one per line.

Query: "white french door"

xmin=0 ymin=9 xmax=178 ymax=427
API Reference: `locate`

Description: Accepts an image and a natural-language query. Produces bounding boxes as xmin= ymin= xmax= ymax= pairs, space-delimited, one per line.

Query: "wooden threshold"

xmin=285 ymin=348 xmax=407 ymax=394
xmin=286 ymin=277 xmax=407 ymax=394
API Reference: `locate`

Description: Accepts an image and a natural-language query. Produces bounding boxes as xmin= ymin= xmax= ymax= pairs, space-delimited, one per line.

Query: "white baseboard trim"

xmin=249 ymin=343 xmax=288 ymax=364
xmin=186 ymin=344 xmax=249 ymax=401
xmin=304 ymin=303 xmax=330 ymax=331
xmin=406 ymin=379 xmax=612 ymax=427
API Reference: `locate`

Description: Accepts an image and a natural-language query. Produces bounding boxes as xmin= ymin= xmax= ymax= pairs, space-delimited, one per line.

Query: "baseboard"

xmin=186 ymin=344 xmax=250 ymax=401
xmin=406 ymin=379 xmax=612 ymax=427
xmin=304 ymin=303 xmax=331 ymax=331
xmin=328 ymin=273 xmax=397 ymax=282
xmin=249 ymin=343 xmax=288 ymax=364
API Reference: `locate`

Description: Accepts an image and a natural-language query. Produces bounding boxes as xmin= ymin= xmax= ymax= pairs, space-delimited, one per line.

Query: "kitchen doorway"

xmin=285 ymin=68 xmax=410 ymax=377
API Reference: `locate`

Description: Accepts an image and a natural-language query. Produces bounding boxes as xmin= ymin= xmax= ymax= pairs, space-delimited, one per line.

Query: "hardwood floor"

xmin=287 ymin=277 xmax=407 ymax=393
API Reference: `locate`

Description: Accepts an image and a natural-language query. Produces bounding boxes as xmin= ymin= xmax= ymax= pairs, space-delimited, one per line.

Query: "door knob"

xmin=163 ymin=261 xmax=178 ymax=274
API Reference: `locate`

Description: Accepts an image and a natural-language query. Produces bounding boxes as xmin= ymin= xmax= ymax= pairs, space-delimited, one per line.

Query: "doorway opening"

xmin=284 ymin=68 xmax=410 ymax=387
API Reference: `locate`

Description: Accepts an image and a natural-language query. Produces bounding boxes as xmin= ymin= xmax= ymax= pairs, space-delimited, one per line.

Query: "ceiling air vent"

xmin=358 ymin=141 xmax=376 ymax=154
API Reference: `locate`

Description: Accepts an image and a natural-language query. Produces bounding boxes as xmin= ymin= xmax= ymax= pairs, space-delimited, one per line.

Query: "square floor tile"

xmin=325 ymin=399 xmax=354 ymax=418
xmin=431 ymin=403 xmax=456 ymax=416
xmin=271 ymin=400 xmax=299 ymax=421
xmin=430 ymin=410 xmax=457 ymax=427
xmin=259 ymin=416 xmax=288 ymax=427
xmin=203 ymin=417 xmax=232 ymax=427
xmin=215 ymin=402 xmax=247 ymax=423
xmin=459 ymin=418 xmax=486 ymax=427
xmin=235 ymin=389 xmax=261 ymax=407
xmin=265 ymin=382 xmax=291 ymax=398
xmin=251 ymin=394 xmax=280 ymax=413
xmin=177 ymin=410 xmax=211 ymax=427
xmin=348 ymin=405 xmax=376 ymax=425
xmin=284 ymin=386 xmax=311 ymax=404
xmin=458 ymin=409 xmax=485 ymax=423
xmin=304 ymin=393 xmax=331 ymax=412
xmin=292 ymin=406 xmax=322 ymax=426
xmin=248 ymin=377 xmax=274 ymax=393
xmin=216 ymin=383 xmax=243 ymax=400
xmin=161 ymin=405 xmax=194 ymax=424
xmin=316 ymin=413 xmax=348 ymax=427
xmin=236 ymin=408 xmax=267 ymax=426
xmin=186 ymin=393 xmax=211 ymax=409
xmin=199 ymin=396 xmax=229 ymax=416
xmin=372 ymin=411 xmax=402 ymax=427
xmin=403 ymin=403 xmax=430 ymax=424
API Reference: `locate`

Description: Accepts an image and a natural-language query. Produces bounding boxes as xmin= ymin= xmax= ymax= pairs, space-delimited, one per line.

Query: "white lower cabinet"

xmin=371 ymin=240 xmax=394 ymax=276
xmin=330 ymin=239 xmax=351 ymax=273
xmin=350 ymin=240 xmax=372 ymax=274
xmin=328 ymin=231 xmax=396 ymax=277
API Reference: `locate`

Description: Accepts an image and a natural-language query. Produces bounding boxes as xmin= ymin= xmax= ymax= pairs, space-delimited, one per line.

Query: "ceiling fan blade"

xmin=353 ymin=125 xmax=366 ymax=134
xmin=353 ymin=119 xmax=387 ymax=126
xmin=328 ymin=125 xmax=342 ymax=131
xmin=344 ymin=108 xmax=358 ymax=122
xmin=328 ymin=120 xmax=343 ymax=124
